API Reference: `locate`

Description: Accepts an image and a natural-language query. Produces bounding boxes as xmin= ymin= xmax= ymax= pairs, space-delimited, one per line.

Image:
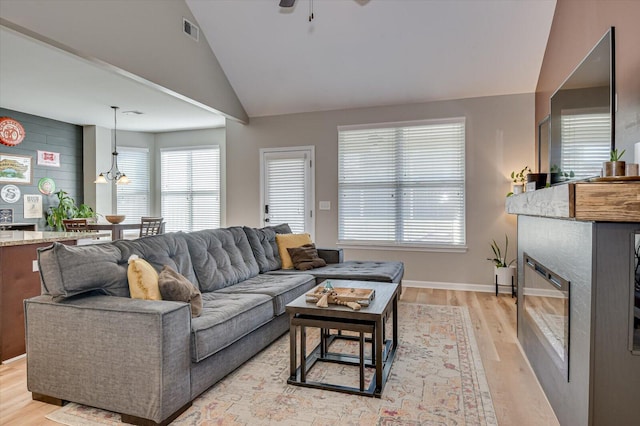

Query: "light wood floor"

xmin=0 ymin=288 xmax=559 ymax=425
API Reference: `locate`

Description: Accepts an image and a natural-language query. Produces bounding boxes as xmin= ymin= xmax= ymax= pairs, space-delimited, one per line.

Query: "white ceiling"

xmin=0 ymin=26 xmax=226 ymax=132
xmin=0 ymin=1 xmax=557 ymax=132
xmin=187 ymin=0 xmax=557 ymax=117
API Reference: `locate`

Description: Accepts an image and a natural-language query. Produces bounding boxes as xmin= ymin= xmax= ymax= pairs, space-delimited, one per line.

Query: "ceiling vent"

xmin=183 ymin=18 xmax=199 ymax=42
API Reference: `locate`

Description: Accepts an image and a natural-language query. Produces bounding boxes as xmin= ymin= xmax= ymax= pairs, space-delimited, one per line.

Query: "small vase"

xmin=603 ymin=161 xmax=626 ymax=177
xmin=512 ymin=184 xmax=524 ymax=195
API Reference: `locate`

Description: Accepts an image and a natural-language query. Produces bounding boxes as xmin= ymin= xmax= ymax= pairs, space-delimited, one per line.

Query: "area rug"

xmin=47 ymin=303 xmax=497 ymax=425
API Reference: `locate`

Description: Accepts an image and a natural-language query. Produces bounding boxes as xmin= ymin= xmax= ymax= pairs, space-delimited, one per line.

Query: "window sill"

xmin=337 ymin=242 xmax=468 ymax=253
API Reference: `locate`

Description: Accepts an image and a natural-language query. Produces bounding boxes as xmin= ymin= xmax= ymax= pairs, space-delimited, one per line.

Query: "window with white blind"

xmin=338 ymin=118 xmax=466 ymax=249
xmin=161 ymin=147 xmax=220 ymax=233
xmin=560 ymin=110 xmax=611 ymax=179
xmin=116 ymin=147 xmax=150 ymax=223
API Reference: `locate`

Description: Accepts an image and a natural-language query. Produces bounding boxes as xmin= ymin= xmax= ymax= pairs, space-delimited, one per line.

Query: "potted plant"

xmin=526 ymin=171 xmax=547 ymax=190
xmin=510 ymin=166 xmax=530 ymax=195
xmin=46 ymin=190 xmax=96 ymax=231
xmin=488 ymin=235 xmax=516 ymax=287
xmin=603 ymin=148 xmax=626 ymax=177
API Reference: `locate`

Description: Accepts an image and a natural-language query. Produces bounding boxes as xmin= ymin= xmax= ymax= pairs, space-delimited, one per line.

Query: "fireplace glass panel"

xmin=633 ymin=233 xmax=640 ymax=353
xmin=523 ymin=254 xmax=570 ymax=379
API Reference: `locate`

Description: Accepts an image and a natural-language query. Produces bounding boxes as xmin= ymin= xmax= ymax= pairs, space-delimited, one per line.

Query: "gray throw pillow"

xmin=158 ymin=265 xmax=203 ymax=318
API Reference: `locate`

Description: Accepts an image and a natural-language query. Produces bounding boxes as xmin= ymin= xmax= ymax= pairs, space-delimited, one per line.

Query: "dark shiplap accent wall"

xmin=0 ymin=108 xmax=83 ymax=230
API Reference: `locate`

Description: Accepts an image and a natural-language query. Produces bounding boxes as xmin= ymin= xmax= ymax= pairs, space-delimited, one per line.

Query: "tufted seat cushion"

xmin=267 ymin=260 xmax=404 ymax=284
xmin=191 ymin=292 xmax=274 ymax=362
xmin=216 ymin=273 xmax=316 ymax=315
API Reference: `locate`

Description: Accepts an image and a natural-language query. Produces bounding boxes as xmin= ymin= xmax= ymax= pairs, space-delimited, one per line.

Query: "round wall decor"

xmin=38 ymin=177 xmax=56 ymax=195
xmin=1 ymin=184 xmax=21 ymax=203
xmin=0 ymin=117 xmax=26 ymax=146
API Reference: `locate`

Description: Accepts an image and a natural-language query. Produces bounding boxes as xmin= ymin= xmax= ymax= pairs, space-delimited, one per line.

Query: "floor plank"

xmin=0 ymin=288 xmax=559 ymax=425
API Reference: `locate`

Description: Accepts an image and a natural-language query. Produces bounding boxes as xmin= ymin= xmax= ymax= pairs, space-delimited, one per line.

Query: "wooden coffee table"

xmin=286 ymin=280 xmax=399 ymax=397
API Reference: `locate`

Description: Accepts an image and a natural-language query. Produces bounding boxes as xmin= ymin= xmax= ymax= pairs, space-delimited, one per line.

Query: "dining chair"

xmin=62 ymin=218 xmax=88 ymax=232
xmin=140 ymin=217 xmax=164 ymax=237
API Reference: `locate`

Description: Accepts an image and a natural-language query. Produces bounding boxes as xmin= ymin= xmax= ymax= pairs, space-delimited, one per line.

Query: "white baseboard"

xmin=1 ymin=353 xmax=26 ymax=364
xmin=403 ymin=279 xmax=515 ymax=294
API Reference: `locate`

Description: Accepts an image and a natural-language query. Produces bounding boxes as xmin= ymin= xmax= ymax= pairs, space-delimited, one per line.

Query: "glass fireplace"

xmin=523 ymin=253 xmax=570 ymax=380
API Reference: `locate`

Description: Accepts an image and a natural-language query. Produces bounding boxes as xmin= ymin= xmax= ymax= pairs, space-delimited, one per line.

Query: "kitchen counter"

xmin=0 ymin=230 xmax=108 ymax=247
xmin=0 ymin=230 xmax=108 ymax=362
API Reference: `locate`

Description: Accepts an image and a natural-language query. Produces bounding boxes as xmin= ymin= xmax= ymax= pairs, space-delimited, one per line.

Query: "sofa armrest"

xmin=25 ymin=294 xmax=191 ymax=424
xmin=317 ymin=248 xmax=344 ymax=264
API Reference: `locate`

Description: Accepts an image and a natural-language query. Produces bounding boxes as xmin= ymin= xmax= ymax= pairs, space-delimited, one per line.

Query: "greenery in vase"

xmin=510 ymin=166 xmax=531 ymax=184
xmin=488 ymin=235 xmax=515 ymax=268
xmin=610 ymin=149 xmax=626 ymax=162
xmin=46 ymin=190 xmax=95 ymax=231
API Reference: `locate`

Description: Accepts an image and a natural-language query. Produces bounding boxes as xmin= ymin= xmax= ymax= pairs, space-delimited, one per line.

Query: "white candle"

xmin=635 ymin=142 xmax=640 ymax=163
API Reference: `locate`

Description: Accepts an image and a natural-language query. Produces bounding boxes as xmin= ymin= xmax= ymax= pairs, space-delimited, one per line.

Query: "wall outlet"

xmin=32 ymin=260 xmax=39 ymax=272
xmin=319 ymin=201 xmax=331 ymax=210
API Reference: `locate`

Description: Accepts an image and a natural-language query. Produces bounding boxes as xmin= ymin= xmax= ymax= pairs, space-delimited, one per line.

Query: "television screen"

xmin=548 ymin=28 xmax=615 ymax=185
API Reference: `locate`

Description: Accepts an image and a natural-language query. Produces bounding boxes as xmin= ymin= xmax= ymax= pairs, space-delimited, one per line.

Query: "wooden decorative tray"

xmin=305 ymin=285 xmax=375 ymax=305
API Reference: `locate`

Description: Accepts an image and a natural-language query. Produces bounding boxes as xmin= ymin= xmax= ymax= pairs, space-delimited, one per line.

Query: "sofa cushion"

xmin=243 ymin=224 xmax=293 ymax=273
xmin=127 ymin=255 xmax=162 ymax=300
xmin=191 ymin=292 xmax=273 ymax=362
xmin=158 ymin=265 xmax=203 ymax=318
xmin=243 ymin=227 xmax=281 ymax=273
xmin=267 ymin=260 xmax=404 ymax=284
xmin=216 ymin=273 xmax=316 ymax=315
xmin=184 ymin=227 xmax=260 ymax=292
xmin=37 ymin=242 xmax=128 ymax=299
xmin=287 ymin=243 xmax=327 ymax=271
xmin=275 ymin=233 xmax=313 ymax=269
xmin=114 ymin=233 xmax=198 ymax=288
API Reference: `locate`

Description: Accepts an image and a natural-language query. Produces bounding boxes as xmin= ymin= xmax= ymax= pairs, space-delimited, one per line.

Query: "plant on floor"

xmin=488 ymin=234 xmax=515 ymax=268
xmin=46 ymin=190 xmax=95 ymax=231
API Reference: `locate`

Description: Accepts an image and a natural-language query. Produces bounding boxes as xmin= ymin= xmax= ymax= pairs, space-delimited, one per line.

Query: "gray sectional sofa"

xmin=25 ymin=224 xmax=403 ymax=425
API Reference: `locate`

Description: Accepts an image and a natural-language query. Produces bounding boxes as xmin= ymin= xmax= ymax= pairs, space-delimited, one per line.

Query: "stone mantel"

xmin=505 ymin=184 xmax=571 ymax=218
xmin=506 ymin=180 xmax=640 ymax=223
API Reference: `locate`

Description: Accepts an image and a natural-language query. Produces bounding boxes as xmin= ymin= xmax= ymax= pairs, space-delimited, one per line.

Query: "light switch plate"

xmin=32 ymin=260 xmax=39 ymax=272
xmin=319 ymin=201 xmax=331 ymax=210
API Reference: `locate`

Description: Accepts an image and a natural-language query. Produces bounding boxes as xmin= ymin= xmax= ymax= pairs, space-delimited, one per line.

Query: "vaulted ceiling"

xmin=187 ymin=0 xmax=557 ymax=117
xmin=0 ymin=1 xmax=556 ymax=131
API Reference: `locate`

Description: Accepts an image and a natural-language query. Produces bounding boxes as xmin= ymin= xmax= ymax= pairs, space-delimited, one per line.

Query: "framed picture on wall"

xmin=0 ymin=153 xmax=32 ymax=185
xmin=37 ymin=150 xmax=61 ymax=167
xmin=0 ymin=208 xmax=13 ymax=223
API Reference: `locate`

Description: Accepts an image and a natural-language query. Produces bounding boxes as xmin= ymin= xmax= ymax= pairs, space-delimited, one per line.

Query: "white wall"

xmin=227 ymin=93 xmax=535 ymax=287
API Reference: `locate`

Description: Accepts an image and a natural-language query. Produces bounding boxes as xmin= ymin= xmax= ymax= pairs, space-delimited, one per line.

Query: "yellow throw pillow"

xmin=275 ymin=233 xmax=313 ymax=269
xmin=127 ymin=255 xmax=162 ymax=300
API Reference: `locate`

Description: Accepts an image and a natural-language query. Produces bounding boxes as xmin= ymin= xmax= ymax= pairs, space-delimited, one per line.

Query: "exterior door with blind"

xmin=260 ymin=147 xmax=314 ymax=236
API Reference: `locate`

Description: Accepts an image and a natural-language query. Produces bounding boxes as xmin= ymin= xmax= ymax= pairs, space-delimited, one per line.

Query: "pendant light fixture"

xmin=95 ymin=106 xmax=130 ymax=185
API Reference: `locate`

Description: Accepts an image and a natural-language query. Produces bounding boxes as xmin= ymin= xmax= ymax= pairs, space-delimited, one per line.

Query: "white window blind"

xmin=560 ymin=111 xmax=611 ymax=178
xmin=338 ymin=118 xmax=465 ymax=248
xmin=161 ymin=147 xmax=220 ymax=233
xmin=265 ymin=154 xmax=306 ymax=233
xmin=116 ymin=147 xmax=149 ymax=223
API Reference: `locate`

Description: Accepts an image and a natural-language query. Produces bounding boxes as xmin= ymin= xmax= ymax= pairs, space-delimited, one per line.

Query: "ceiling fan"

xmin=279 ymin=0 xmax=315 ymax=21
